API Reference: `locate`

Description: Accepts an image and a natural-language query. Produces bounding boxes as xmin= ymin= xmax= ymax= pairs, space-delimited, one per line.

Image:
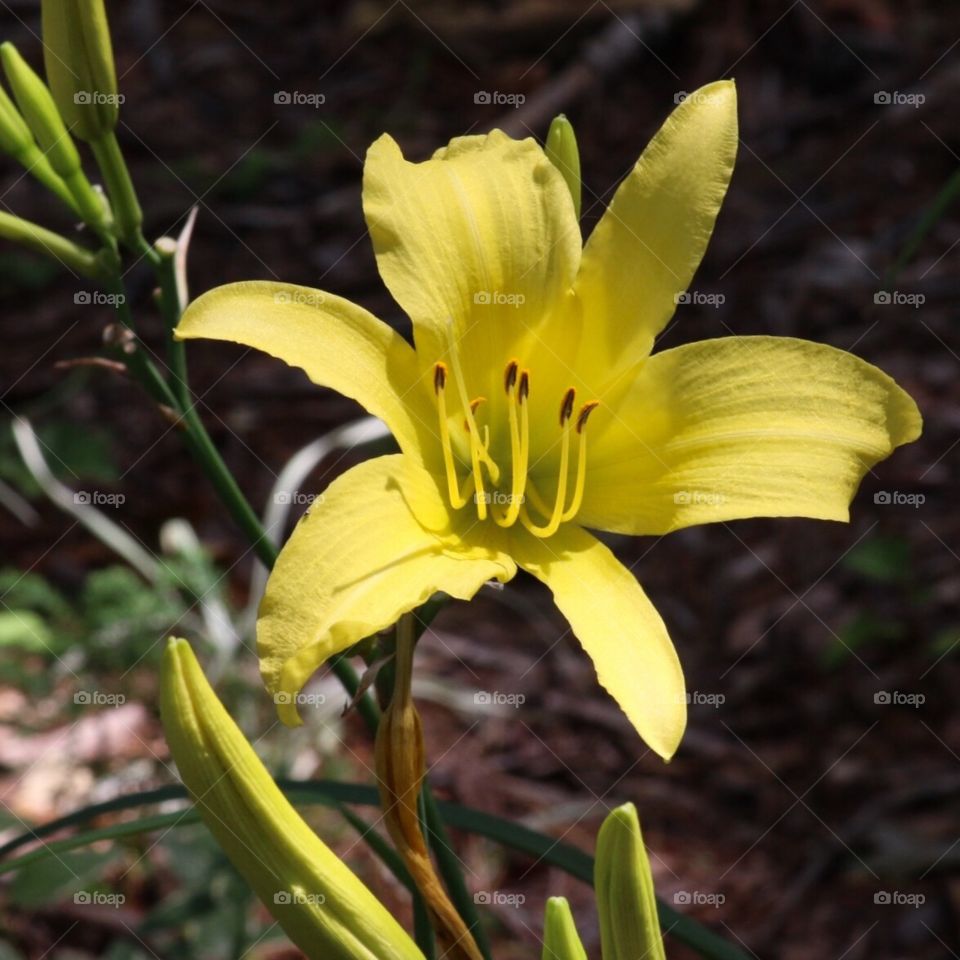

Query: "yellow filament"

xmin=494 ymin=365 xmax=529 ymax=528
xmin=443 ymin=322 xmax=500 ymax=485
xmin=562 ymin=401 xmax=598 ymax=522
xmin=520 ymin=392 xmax=574 ymax=538
xmin=435 ymin=368 xmax=469 ymax=509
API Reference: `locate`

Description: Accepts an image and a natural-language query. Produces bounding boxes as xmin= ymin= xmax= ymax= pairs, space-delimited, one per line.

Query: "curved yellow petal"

xmin=578 ymin=336 xmax=923 ymax=534
xmin=175 ymin=280 xmax=433 ymax=461
xmin=509 ymin=524 xmax=685 ymax=760
xmin=573 ymin=81 xmax=738 ymax=387
xmin=259 ymin=454 xmax=516 ymax=724
xmin=362 ymin=130 xmax=581 ymax=399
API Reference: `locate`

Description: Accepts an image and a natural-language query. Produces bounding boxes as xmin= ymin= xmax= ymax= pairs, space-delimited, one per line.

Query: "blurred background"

xmin=0 ymin=0 xmax=956 ymax=957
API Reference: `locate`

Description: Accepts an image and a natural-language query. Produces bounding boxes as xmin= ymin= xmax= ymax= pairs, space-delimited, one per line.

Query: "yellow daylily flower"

xmin=176 ymin=80 xmax=921 ymax=760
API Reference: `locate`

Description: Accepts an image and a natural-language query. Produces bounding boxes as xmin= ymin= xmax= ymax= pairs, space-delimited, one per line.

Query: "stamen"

xmin=433 ymin=362 xmax=469 ymax=509
xmin=521 ymin=388 xmax=576 ymax=538
xmin=463 ymin=396 xmax=486 ymax=431
xmin=563 ymin=400 xmax=599 ymax=521
xmin=494 ymin=361 xmax=529 ymax=528
xmin=443 ymin=322 xmax=500 ymax=486
xmin=504 ymin=359 xmax=518 ymax=394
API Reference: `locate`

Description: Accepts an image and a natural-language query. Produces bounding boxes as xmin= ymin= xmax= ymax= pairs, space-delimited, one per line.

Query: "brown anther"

xmin=576 ymin=400 xmax=600 ymax=433
xmin=504 ymin=359 xmax=519 ymax=394
xmin=433 ymin=362 xmax=447 ymax=394
xmin=559 ymin=387 xmax=576 ymax=425
xmin=518 ymin=370 xmax=530 ymax=403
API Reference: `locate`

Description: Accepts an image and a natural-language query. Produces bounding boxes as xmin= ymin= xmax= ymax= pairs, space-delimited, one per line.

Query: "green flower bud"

xmin=542 ymin=897 xmax=587 ymax=960
xmin=0 ymin=42 xmax=81 ymax=178
xmin=0 ymin=42 xmax=108 ymax=233
xmin=595 ymin=803 xmax=665 ymax=960
xmin=160 ymin=638 xmax=425 ymax=960
xmin=545 ymin=114 xmax=581 ymax=219
xmin=42 ymin=0 xmax=119 ymax=142
xmin=0 ymin=210 xmax=105 ymax=279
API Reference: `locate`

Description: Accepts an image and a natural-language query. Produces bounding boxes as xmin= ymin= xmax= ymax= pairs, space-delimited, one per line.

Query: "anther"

xmin=576 ymin=400 xmax=600 ymax=434
xmin=559 ymin=387 xmax=576 ymax=425
xmin=433 ymin=362 xmax=447 ymax=393
xmin=504 ymin=359 xmax=519 ymax=394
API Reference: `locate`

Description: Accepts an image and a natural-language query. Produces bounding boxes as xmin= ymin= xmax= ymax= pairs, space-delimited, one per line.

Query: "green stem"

xmin=90 ymin=131 xmax=143 ymax=248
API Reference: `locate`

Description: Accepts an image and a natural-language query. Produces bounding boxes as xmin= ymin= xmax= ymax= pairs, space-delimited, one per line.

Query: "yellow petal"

xmin=259 ymin=455 xmax=516 ymax=724
xmin=509 ymin=524 xmax=685 ymax=760
xmin=161 ymin=638 xmax=425 ymax=960
xmin=573 ymin=81 xmax=737 ymax=387
xmin=175 ymin=280 xmax=432 ymax=461
xmin=362 ymin=131 xmax=581 ymax=401
xmin=578 ymin=336 xmax=923 ymax=534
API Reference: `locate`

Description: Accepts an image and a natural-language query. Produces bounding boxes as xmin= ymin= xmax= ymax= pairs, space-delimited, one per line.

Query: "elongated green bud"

xmin=0 ymin=42 xmax=108 ymax=233
xmin=594 ymin=803 xmax=666 ymax=960
xmin=0 ymin=210 xmax=105 ymax=279
xmin=42 ymin=0 xmax=119 ymax=142
xmin=545 ymin=114 xmax=581 ymax=219
xmin=160 ymin=638 xmax=425 ymax=960
xmin=542 ymin=897 xmax=587 ymax=960
xmin=0 ymin=42 xmax=81 ymax=178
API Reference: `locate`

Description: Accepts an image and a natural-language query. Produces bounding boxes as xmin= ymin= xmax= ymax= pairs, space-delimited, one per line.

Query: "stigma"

xmin=432 ymin=347 xmax=598 ymax=538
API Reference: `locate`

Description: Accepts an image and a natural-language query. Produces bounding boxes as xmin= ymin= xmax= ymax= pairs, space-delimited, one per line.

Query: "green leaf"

xmin=0 ymin=609 xmax=53 ymax=651
xmin=0 ymin=781 xmax=749 ymax=960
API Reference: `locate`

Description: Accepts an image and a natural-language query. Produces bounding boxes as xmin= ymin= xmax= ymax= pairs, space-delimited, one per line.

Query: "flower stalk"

xmin=375 ymin=615 xmax=484 ymax=960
